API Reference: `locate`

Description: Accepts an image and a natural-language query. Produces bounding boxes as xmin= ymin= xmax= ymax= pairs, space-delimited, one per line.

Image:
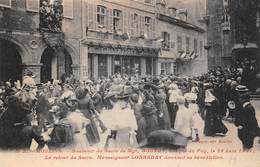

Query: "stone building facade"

xmin=0 ymin=0 xmax=82 ymax=83
xmin=82 ymin=0 xmax=160 ymax=80
xmin=0 ymin=0 xmax=209 ymax=83
xmin=156 ymin=0 xmax=207 ymax=76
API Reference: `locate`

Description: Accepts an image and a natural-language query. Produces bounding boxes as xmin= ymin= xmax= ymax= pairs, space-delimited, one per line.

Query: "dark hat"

xmin=152 ymin=78 xmax=160 ymax=85
xmin=141 ymin=130 xmax=188 ymax=148
xmin=235 ymin=85 xmax=249 ymax=92
xmin=23 ymin=84 xmax=32 ymax=91
xmin=75 ymin=86 xmax=87 ymax=100
xmin=114 ymin=94 xmax=130 ymax=100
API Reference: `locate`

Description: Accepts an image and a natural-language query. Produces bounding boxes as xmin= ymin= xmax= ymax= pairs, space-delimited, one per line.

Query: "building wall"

xmin=156 ymin=0 xmax=207 ymax=76
xmin=84 ymin=0 xmax=160 ymax=79
xmin=206 ymin=0 xmax=232 ymax=69
xmin=0 ymin=0 xmax=81 ymax=83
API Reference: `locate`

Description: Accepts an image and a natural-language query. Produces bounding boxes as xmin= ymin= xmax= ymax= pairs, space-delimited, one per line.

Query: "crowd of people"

xmin=0 ymin=61 xmax=259 ymax=151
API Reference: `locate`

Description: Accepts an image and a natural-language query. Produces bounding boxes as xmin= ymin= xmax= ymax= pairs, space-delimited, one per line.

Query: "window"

xmin=26 ymin=0 xmax=39 ymax=12
xmin=0 ymin=0 xmax=11 ymax=8
xmin=97 ymin=5 xmax=107 ymax=27
xmin=113 ymin=9 xmax=122 ymax=32
xmin=186 ymin=37 xmax=190 ymax=53
xmin=177 ymin=36 xmax=183 ymax=52
xmin=130 ymin=13 xmax=139 ymax=36
xmin=144 ymin=16 xmax=152 ymax=38
xmin=194 ymin=38 xmax=198 ymax=53
xmin=162 ymin=32 xmax=170 ymax=50
xmin=63 ymin=0 xmax=73 ymax=18
xmin=161 ymin=62 xmax=172 ymax=75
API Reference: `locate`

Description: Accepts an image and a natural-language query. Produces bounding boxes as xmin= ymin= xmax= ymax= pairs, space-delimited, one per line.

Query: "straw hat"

xmin=235 ymin=85 xmax=249 ymax=92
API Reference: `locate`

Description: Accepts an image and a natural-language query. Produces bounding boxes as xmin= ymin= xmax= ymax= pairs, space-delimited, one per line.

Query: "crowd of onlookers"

xmin=0 ymin=59 xmax=259 ymax=150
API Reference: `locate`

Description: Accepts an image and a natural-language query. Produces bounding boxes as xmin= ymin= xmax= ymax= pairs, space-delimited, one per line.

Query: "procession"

xmin=1 ymin=0 xmax=260 ymax=154
xmin=0 ymin=63 xmax=260 ymax=151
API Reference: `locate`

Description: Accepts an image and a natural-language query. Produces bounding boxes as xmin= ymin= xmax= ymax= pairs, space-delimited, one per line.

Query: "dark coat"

xmin=78 ymin=94 xmax=100 ymax=145
xmin=235 ymin=103 xmax=258 ymax=135
xmin=92 ymin=92 xmax=102 ymax=113
xmin=234 ymin=103 xmax=258 ymax=149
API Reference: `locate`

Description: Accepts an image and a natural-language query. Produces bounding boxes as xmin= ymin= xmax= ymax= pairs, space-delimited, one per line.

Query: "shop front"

xmin=86 ymin=42 xmax=159 ymax=80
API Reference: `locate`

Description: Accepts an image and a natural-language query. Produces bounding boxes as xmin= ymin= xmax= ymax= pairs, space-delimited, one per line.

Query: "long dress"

xmin=143 ymin=100 xmax=159 ymax=136
xmin=61 ymin=111 xmax=90 ymax=149
xmin=78 ymin=95 xmax=100 ymax=145
xmin=174 ymin=105 xmax=194 ymax=138
xmin=204 ymin=100 xmax=228 ymax=136
xmin=132 ymin=103 xmax=147 ymax=143
xmin=154 ymin=89 xmax=171 ymax=130
xmin=101 ymin=101 xmax=138 ymax=148
xmin=168 ymin=88 xmax=182 ymax=128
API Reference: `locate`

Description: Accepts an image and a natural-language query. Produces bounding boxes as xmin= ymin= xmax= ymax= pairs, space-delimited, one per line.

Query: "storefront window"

xmin=98 ymin=55 xmax=108 ymax=78
xmin=161 ymin=62 xmax=172 ymax=75
xmin=114 ymin=56 xmax=122 ymax=74
xmin=146 ymin=57 xmax=153 ymax=75
xmin=113 ymin=56 xmax=140 ymax=76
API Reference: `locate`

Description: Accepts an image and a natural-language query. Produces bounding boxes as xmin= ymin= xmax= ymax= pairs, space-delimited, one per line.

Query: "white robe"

xmin=101 ymin=101 xmax=138 ymax=147
xmin=174 ymin=105 xmax=194 ymax=137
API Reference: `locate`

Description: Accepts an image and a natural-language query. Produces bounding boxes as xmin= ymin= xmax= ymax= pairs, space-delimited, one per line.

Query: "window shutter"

xmin=151 ymin=18 xmax=156 ymax=38
xmin=108 ymin=8 xmax=113 ymax=32
xmin=120 ymin=11 xmax=123 ymax=31
xmin=88 ymin=2 xmax=94 ymax=29
xmin=63 ymin=0 xmax=73 ymax=18
xmin=26 ymin=0 xmax=39 ymax=12
xmin=85 ymin=3 xmax=88 ymax=28
xmin=0 ymin=0 xmax=11 ymax=8
xmin=130 ymin=13 xmax=134 ymax=36
xmin=140 ymin=15 xmax=144 ymax=36
xmin=93 ymin=3 xmax=97 ymax=29
xmin=123 ymin=11 xmax=128 ymax=33
xmin=167 ymin=33 xmax=170 ymax=47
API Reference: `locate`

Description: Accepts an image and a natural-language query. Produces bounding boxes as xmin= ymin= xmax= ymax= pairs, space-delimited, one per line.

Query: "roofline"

xmin=156 ymin=13 xmax=206 ymax=33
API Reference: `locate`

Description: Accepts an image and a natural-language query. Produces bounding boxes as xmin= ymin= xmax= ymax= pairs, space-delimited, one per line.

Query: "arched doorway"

xmin=0 ymin=39 xmax=23 ymax=83
xmin=40 ymin=47 xmax=54 ymax=83
xmin=40 ymin=47 xmax=72 ymax=83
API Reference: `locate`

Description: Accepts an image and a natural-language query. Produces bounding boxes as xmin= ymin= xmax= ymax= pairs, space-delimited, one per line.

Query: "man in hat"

xmin=241 ymin=59 xmax=257 ymax=91
xmin=235 ymin=85 xmax=259 ymax=150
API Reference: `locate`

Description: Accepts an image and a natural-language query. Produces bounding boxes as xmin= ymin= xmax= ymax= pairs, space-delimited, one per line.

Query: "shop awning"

xmin=189 ymin=51 xmax=198 ymax=60
xmin=177 ymin=51 xmax=198 ymax=61
xmin=180 ymin=52 xmax=187 ymax=58
xmin=232 ymin=43 xmax=258 ymax=51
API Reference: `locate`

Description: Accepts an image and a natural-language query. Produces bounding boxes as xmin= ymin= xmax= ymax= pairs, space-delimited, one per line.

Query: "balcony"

xmin=39 ymin=0 xmax=63 ymax=33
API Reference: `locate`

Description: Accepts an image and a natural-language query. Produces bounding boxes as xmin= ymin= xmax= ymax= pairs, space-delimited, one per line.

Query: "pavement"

xmin=31 ymin=99 xmax=260 ymax=151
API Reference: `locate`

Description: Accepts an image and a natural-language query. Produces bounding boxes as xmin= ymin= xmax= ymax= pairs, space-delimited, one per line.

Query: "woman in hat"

xmin=75 ymin=86 xmax=100 ymax=146
xmin=101 ymin=93 xmax=138 ymax=148
xmin=168 ymin=82 xmax=182 ymax=128
xmin=142 ymin=91 xmax=159 ymax=136
xmin=48 ymin=96 xmax=90 ymax=150
xmin=130 ymin=93 xmax=147 ymax=144
xmin=203 ymin=88 xmax=228 ymax=137
xmin=154 ymin=88 xmax=171 ymax=130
